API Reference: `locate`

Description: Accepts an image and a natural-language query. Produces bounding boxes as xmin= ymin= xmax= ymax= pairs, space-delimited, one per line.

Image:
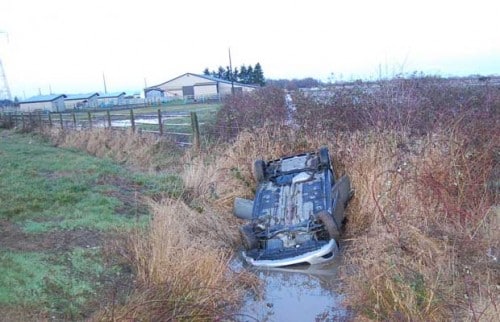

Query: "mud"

xmin=0 ymin=220 xmax=103 ymax=251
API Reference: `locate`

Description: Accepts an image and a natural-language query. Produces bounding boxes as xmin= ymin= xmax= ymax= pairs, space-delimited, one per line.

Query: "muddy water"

xmin=234 ymin=254 xmax=349 ymax=322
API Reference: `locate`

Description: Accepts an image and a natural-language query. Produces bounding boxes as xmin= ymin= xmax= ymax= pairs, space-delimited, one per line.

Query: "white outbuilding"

xmin=97 ymin=92 xmax=126 ymax=107
xmin=65 ymin=93 xmax=99 ymax=109
xmin=19 ymin=94 xmax=67 ymax=112
xmin=144 ymin=73 xmax=258 ymax=100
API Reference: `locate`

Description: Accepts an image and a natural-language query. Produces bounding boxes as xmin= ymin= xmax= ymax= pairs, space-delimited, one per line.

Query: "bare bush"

xmin=293 ymin=76 xmax=500 ymax=136
xmin=210 ymin=86 xmax=287 ymax=141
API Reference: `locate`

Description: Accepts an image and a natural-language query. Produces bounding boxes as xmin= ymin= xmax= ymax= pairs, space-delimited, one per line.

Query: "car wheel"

xmin=254 ymin=160 xmax=266 ymax=183
xmin=240 ymin=224 xmax=258 ymax=250
xmin=319 ymin=147 xmax=330 ymax=168
xmin=315 ymin=210 xmax=340 ymax=240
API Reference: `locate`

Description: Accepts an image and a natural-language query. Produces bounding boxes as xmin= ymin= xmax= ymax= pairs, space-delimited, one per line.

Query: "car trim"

xmin=242 ymin=239 xmax=338 ymax=267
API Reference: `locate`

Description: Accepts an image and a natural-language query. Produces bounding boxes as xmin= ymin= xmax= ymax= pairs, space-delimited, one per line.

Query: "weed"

xmin=98 ymin=198 xmax=257 ymax=320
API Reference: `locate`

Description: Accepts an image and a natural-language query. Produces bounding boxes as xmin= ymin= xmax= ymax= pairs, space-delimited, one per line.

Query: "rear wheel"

xmin=240 ymin=224 xmax=258 ymax=250
xmin=315 ymin=210 xmax=340 ymax=240
xmin=319 ymin=147 xmax=330 ymax=168
xmin=254 ymin=160 xmax=266 ymax=183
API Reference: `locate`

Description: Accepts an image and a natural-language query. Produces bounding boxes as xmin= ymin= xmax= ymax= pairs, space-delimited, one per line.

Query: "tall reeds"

xmin=98 ymin=199 xmax=257 ymax=321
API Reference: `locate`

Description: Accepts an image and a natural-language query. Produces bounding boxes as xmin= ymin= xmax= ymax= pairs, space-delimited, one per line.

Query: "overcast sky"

xmin=0 ymin=0 xmax=499 ymax=98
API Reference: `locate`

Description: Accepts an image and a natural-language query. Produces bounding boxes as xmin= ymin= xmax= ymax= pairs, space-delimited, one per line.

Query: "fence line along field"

xmin=0 ymin=103 xmax=219 ymax=148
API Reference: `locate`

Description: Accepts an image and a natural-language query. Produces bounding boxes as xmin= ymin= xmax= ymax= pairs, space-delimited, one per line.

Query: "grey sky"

xmin=0 ymin=0 xmax=499 ymax=98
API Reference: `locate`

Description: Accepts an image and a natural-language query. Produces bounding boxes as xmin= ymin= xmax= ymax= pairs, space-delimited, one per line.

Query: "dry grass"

xmin=42 ymin=127 xmax=182 ymax=171
xmin=96 ymin=198 xmax=258 ymax=321
xmin=32 ymin=78 xmax=498 ymax=320
xmin=336 ymin=127 xmax=499 ymax=321
xmin=208 ymin=123 xmax=498 ymax=321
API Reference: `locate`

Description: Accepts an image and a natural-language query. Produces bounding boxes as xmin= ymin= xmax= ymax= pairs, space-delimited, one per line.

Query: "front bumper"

xmin=242 ymin=239 xmax=338 ymax=267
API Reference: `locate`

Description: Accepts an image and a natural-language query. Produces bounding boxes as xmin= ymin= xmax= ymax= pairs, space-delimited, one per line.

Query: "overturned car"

xmin=234 ymin=147 xmax=353 ymax=267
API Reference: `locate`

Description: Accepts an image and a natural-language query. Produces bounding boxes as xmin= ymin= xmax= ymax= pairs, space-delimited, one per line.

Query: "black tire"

xmin=240 ymin=224 xmax=258 ymax=250
xmin=315 ymin=210 xmax=340 ymax=240
xmin=319 ymin=147 xmax=330 ymax=168
xmin=331 ymin=175 xmax=352 ymax=225
xmin=254 ymin=160 xmax=266 ymax=183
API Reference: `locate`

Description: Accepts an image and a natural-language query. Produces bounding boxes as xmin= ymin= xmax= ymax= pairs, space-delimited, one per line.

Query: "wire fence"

xmin=0 ymin=109 xmax=201 ymax=149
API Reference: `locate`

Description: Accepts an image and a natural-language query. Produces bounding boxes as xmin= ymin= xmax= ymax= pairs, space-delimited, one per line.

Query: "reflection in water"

xmin=234 ymin=255 xmax=349 ymax=322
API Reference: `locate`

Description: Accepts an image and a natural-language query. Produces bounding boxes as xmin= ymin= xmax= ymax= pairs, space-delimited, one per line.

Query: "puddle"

xmin=108 ymin=115 xmax=187 ymax=127
xmin=233 ymin=253 xmax=349 ymax=322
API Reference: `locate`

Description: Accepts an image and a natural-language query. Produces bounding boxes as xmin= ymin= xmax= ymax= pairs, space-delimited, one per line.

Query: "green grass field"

xmin=0 ymin=131 xmax=183 ymax=319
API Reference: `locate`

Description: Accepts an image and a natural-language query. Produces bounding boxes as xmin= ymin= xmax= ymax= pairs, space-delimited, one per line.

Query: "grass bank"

xmin=0 ymin=128 xmax=255 ymax=320
xmin=0 ymin=131 xmax=183 ymax=319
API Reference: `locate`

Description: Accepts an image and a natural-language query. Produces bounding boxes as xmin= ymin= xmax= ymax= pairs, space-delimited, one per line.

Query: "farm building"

xmin=97 ymin=92 xmax=126 ymax=107
xmin=19 ymin=94 xmax=67 ymax=112
xmin=65 ymin=93 xmax=99 ymax=109
xmin=144 ymin=73 xmax=258 ymax=100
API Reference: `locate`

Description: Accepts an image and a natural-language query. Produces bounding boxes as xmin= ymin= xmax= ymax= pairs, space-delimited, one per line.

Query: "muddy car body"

xmin=234 ymin=147 xmax=352 ymax=267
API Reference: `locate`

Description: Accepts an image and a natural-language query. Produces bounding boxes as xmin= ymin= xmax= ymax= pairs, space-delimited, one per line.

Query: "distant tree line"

xmin=203 ymin=63 xmax=265 ymax=86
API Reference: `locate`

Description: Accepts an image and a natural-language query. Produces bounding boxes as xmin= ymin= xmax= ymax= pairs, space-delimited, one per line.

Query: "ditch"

xmin=233 ymin=249 xmax=349 ymax=321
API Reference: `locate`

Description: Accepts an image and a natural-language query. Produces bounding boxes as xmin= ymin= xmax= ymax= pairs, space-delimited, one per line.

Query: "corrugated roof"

xmin=145 ymin=73 xmax=259 ymax=90
xmin=21 ymin=94 xmax=67 ymax=103
xmin=98 ymin=92 xmax=126 ymax=99
xmin=65 ymin=93 xmax=99 ymax=100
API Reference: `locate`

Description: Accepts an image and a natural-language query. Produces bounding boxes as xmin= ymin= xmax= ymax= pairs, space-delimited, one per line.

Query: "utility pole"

xmin=0 ymin=31 xmax=12 ymax=101
xmin=228 ymin=47 xmax=234 ymax=95
xmin=102 ymin=73 xmax=108 ymax=94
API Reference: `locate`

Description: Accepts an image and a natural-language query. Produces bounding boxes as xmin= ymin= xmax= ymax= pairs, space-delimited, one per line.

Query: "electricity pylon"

xmin=0 ymin=31 xmax=12 ymax=101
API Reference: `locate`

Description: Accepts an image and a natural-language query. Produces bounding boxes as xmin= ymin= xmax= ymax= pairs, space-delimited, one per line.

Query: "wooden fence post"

xmin=59 ymin=113 xmax=63 ymax=129
xmin=72 ymin=113 xmax=77 ymax=129
xmin=130 ymin=109 xmax=135 ymax=132
xmin=21 ymin=113 xmax=25 ymax=130
xmin=157 ymin=109 xmax=163 ymax=135
xmin=38 ymin=113 xmax=42 ymax=129
xmin=87 ymin=112 xmax=92 ymax=129
xmin=48 ymin=113 xmax=52 ymax=127
xmin=190 ymin=112 xmax=200 ymax=150
xmin=107 ymin=110 xmax=111 ymax=128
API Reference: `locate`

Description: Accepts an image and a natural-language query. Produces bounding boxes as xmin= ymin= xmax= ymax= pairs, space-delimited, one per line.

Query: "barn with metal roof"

xmin=19 ymin=94 xmax=67 ymax=112
xmin=65 ymin=93 xmax=99 ymax=109
xmin=144 ymin=73 xmax=258 ymax=100
xmin=97 ymin=92 xmax=126 ymax=107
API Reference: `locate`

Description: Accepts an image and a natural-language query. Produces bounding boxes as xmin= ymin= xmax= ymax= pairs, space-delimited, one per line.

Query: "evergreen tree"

xmin=253 ymin=63 xmax=265 ymax=86
xmin=224 ymin=66 xmax=231 ymax=81
xmin=233 ymin=67 xmax=239 ymax=82
xmin=202 ymin=63 xmax=265 ymax=85
xmin=239 ymin=65 xmax=247 ymax=83
xmin=247 ymin=65 xmax=254 ymax=84
xmin=217 ymin=66 xmax=225 ymax=79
